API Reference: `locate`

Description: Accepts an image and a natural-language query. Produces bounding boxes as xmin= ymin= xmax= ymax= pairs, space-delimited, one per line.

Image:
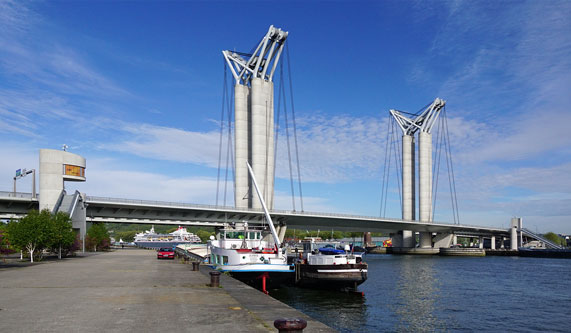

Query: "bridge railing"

xmin=0 ymin=191 xmax=36 ymax=199
xmin=85 ymin=195 xmax=502 ymax=231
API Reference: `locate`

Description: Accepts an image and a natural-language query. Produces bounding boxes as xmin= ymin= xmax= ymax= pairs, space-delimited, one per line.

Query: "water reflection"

xmin=271 ymin=286 xmax=368 ymax=332
xmin=391 ymin=256 xmax=441 ymax=332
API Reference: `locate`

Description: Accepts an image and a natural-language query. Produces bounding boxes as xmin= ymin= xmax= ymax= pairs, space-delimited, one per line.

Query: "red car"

xmin=157 ymin=247 xmax=175 ymax=259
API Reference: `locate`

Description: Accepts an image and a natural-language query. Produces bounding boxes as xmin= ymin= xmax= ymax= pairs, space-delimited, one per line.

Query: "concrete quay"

xmin=0 ymin=249 xmax=333 ymax=332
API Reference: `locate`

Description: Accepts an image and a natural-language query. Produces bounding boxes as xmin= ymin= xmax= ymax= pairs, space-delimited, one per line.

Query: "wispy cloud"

xmin=0 ymin=0 xmax=131 ymax=141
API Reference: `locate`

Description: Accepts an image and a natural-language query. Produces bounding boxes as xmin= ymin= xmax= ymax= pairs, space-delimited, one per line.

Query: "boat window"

xmin=226 ymin=231 xmax=245 ymax=239
xmin=223 ymin=256 xmax=229 ymax=265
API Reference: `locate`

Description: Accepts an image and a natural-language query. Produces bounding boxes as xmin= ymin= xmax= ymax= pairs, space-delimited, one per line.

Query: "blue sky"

xmin=1 ymin=0 xmax=570 ymax=233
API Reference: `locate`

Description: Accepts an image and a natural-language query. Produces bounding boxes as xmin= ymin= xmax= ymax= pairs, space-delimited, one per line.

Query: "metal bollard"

xmin=192 ymin=261 xmax=200 ymax=271
xmin=274 ymin=318 xmax=307 ymax=333
xmin=209 ymin=271 xmax=221 ymax=287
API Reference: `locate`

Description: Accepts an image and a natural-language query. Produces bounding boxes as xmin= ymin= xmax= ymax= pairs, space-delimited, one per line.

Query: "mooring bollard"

xmin=209 ymin=271 xmax=221 ymax=287
xmin=192 ymin=261 xmax=200 ymax=271
xmin=274 ymin=318 xmax=307 ymax=333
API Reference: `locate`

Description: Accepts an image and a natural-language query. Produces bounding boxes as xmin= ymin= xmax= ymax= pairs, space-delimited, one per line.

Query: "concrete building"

xmin=39 ymin=149 xmax=87 ymax=250
xmin=39 ymin=149 xmax=86 ymax=211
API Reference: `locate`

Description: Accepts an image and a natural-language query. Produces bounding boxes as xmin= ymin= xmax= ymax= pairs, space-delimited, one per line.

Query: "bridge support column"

xmin=501 ymin=237 xmax=505 ymax=249
xmin=278 ymin=225 xmax=287 ymax=243
xmin=491 ymin=236 xmax=496 ymax=250
xmin=478 ymin=236 xmax=484 ymax=249
xmin=390 ymin=232 xmax=403 ymax=248
xmin=419 ymin=132 xmax=433 ymax=248
xmin=453 ymin=235 xmax=458 ymax=245
xmin=234 ymin=83 xmax=250 ymax=208
xmin=250 ymin=78 xmax=275 ymax=210
xmin=510 ymin=226 xmax=518 ymax=250
xmin=401 ymin=135 xmax=415 ymax=248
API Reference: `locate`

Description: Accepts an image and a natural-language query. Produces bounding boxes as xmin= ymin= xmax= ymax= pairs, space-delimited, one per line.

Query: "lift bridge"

xmin=2 ymin=190 xmax=563 ymax=250
xmin=1 ymin=190 xmax=511 ymax=236
xmin=1 ymin=26 xmax=562 ymax=252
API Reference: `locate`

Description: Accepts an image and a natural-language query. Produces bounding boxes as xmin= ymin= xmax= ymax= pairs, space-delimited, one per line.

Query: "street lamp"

xmin=13 ymin=168 xmax=36 ymax=199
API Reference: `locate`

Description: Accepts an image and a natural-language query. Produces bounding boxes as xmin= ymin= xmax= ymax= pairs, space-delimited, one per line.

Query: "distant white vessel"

xmin=134 ymin=226 xmax=201 ymax=249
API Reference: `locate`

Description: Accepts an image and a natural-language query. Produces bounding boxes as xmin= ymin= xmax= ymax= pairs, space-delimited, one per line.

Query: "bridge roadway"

xmin=0 ymin=192 xmax=509 ymax=237
xmin=0 ymin=248 xmax=331 ymax=332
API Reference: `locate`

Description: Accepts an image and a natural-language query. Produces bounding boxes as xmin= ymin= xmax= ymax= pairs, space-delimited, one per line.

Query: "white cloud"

xmin=103 ymin=123 xmax=223 ymax=167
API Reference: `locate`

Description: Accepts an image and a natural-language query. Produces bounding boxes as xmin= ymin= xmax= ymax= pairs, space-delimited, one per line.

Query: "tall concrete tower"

xmin=390 ymin=98 xmax=445 ymax=248
xmin=223 ymin=25 xmax=288 ymax=210
xmin=389 ymin=112 xmax=416 ymax=248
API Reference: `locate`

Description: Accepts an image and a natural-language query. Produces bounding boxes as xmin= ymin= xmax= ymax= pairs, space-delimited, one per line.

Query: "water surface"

xmin=272 ymin=255 xmax=571 ymax=332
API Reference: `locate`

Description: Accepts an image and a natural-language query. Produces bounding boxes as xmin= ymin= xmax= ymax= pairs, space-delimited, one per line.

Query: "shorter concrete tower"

xmin=390 ymin=98 xmax=445 ymax=248
xmin=39 ymin=149 xmax=86 ymax=212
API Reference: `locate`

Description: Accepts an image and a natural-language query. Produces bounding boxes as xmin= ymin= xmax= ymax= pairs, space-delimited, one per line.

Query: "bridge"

xmin=1 ymin=191 xmax=507 ymax=236
xmin=1 ymin=25 xmax=561 ymax=252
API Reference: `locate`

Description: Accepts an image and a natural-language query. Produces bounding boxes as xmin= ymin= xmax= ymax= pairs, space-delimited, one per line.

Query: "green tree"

xmin=543 ymin=232 xmax=564 ymax=246
xmin=196 ymin=230 xmax=214 ymax=243
xmin=86 ymin=223 xmax=110 ymax=252
xmin=1 ymin=223 xmax=15 ymax=258
xmin=49 ymin=212 xmax=76 ymax=259
xmin=6 ymin=210 xmax=53 ymax=263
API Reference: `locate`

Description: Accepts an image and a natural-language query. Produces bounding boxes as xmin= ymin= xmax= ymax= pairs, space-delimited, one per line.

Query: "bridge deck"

xmin=0 ymin=192 xmax=509 ymax=237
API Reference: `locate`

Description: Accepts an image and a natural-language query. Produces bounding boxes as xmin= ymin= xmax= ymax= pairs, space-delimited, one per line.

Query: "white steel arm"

xmin=222 ymin=25 xmax=288 ymax=85
xmin=246 ymin=161 xmax=281 ymax=249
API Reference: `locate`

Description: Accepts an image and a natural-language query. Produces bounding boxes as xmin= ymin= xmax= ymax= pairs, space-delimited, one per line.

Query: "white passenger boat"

xmin=134 ymin=226 xmax=201 ymax=249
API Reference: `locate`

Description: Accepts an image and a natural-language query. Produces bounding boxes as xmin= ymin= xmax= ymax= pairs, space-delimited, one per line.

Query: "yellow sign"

xmin=64 ymin=164 xmax=85 ymax=177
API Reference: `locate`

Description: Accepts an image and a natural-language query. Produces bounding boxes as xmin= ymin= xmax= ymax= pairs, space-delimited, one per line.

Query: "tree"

xmin=0 ymin=223 xmax=15 ymax=258
xmin=86 ymin=223 xmax=110 ymax=252
xmin=49 ymin=212 xmax=76 ymax=259
xmin=543 ymin=232 xmax=564 ymax=246
xmin=196 ymin=230 xmax=215 ymax=243
xmin=6 ymin=210 xmax=53 ymax=263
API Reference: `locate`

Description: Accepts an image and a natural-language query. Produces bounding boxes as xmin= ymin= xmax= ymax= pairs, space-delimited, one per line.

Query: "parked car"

xmin=157 ymin=247 xmax=175 ymax=259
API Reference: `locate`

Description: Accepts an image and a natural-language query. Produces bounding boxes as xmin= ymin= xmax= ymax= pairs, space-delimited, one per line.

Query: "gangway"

xmin=521 ymin=228 xmax=564 ymax=249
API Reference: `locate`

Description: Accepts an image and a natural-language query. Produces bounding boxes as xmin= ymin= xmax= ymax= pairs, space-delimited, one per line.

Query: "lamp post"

xmin=13 ymin=168 xmax=36 ymax=198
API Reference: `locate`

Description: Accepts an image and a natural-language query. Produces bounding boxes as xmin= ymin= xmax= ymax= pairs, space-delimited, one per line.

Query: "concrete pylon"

xmin=234 ymin=83 xmax=250 ymax=208
xmin=250 ymin=78 xmax=275 ymax=209
xmin=402 ymin=134 xmax=415 ymax=248
xmin=390 ymin=98 xmax=445 ymax=250
xmin=418 ymin=131 xmax=433 ymax=248
xmin=224 ymin=25 xmax=288 ymax=210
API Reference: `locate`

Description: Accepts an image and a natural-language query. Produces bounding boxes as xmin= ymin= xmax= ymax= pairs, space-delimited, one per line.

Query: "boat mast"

xmin=246 ymin=161 xmax=281 ymax=249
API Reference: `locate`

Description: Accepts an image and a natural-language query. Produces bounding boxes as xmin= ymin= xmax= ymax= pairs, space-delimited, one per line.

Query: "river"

xmin=271 ymin=255 xmax=571 ymax=332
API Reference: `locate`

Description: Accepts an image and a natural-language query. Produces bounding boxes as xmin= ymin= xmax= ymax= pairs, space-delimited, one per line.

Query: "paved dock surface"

xmin=0 ymin=249 xmax=333 ymax=332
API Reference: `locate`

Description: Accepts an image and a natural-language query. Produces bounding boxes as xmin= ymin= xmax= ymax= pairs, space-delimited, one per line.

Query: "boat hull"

xmin=296 ymin=263 xmax=368 ymax=290
xmin=215 ymin=264 xmax=295 ymax=289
